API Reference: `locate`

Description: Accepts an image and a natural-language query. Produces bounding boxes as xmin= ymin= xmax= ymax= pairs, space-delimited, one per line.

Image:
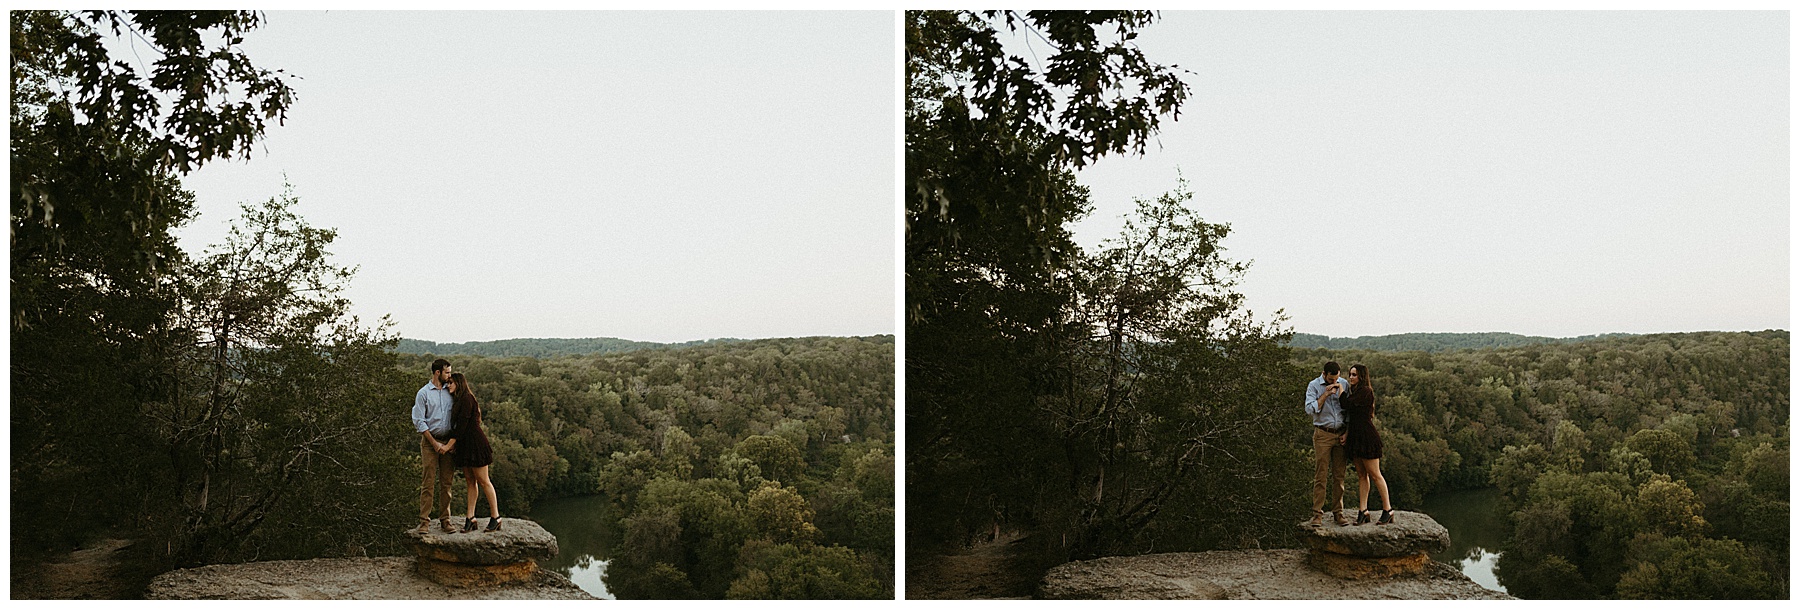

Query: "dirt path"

xmin=12 ymin=538 xmax=137 ymax=599
xmin=906 ymin=531 xmax=1046 ymax=599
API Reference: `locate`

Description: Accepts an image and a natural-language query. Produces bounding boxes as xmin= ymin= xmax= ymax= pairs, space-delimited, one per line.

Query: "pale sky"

xmin=1064 ymin=11 xmax=1787 ymax=338
xmin=175 ymin=11 xmax=895 ymax=344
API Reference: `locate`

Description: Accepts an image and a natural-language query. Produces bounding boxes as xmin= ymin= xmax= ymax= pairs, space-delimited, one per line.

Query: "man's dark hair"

xmin=1323 ymin=361 xmax=1340 ymax=375
xmin=431 ymin=358 xmax=451 ymax=373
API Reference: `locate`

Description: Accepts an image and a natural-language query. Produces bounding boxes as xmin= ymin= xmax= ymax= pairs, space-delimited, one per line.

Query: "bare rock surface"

xmin=1039 ymin=549 xmax=1513 ymax=600
xmin=402 ymin=518 xmax=558 ymax=565
xmin=1296 ymin=510 xmax=1450 ymax=557
xmin=145 ymin=556 xmax=593 ymax=600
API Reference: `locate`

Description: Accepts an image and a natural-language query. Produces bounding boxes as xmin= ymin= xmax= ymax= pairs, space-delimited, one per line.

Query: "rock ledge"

xmin=1039 ymin=549 xmax=1512 ymax=600
xmin=146 ymin=556 xmax=592 ymax=599
xmin=1295 ymin=509 xmax=1450 ymax=579
xmin=147 ymin=517 xmax=587 ymax=599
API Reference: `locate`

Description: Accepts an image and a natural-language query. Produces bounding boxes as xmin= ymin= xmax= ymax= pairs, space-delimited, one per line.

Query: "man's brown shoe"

xmin=440 ymin=518 xmax=458 ymax=533
xmin=1307 ymin=510 xmax=1324 ymax=527
xmin=417 ymin=521 xmax=431 ymax=534
xmin=1332 ymin=510 xmax=1350 ymax=526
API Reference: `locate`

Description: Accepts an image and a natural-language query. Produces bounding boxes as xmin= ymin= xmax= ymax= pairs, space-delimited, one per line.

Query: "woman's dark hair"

xmin=1348 ymin=363 xmax=1374 ymax=395
xmin=448 ymin=372 xmax=476 ymax=402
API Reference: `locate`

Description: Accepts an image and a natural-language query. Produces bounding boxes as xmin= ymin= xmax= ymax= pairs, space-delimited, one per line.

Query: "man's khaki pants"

xmin=1311 ymin=427 xmax=1347 ymax=513
xmin=420 ymin=433 xmax=457 ymax=524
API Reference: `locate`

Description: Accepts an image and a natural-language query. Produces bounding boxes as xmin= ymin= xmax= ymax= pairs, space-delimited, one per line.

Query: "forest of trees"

xmin=1288 ymin=332 xmax=1637 ymax=352
xmin=394 ymin=336 xmax=894 ymax=599
xmin=12 ymin=10 xmax=424 ymax=578
xmin=1296 ymin=330 xmax=1788 ymax=599
xmin=395 ymin=337 xmax=742 ymax=359
xmin=907 ymin=10 xmax=1309 ymax=572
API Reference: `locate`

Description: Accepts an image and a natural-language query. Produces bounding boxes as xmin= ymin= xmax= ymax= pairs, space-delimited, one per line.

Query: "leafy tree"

xmin=736 ymin=435 xmax=806 ymax=485
xmin=747 ymin=482 xmax=820 ymax=545
xmin=661 ymin=426 xmax=699 ymax=478
xmin=1626 ymin=428 xmax=1695 ymax=477
xmin=1551 ymin=419 xmax=1590 ymax=471
xmin=147 ymin=189 xmax=411 ymax=566
xmin=906 ymin=11 xmax=1191 ymax=555
xmin=1615 ymin=536 xmax=1776 ymax=599
xmin=1498 ymin=553 xmax=1596 ymax=599
xmin=609 ymin=561 xmax=700 ymax=600
xmin=726 ymin=539 xmax=882 ymax=599
xmin=907 ymin=10 xmax=1189 ymax=269
xmin=1490 ymin=443 xmax=1551 ymax=504
xmin=1633 ymin=477 xmax=1706 ymax=539
xmin=12 ymin=10 xmax=294 ymax=325
xmin=10 ymin=9 xmax=293 ymax=554
xmin=1044 ymin=183 xmax=1303 ymax=558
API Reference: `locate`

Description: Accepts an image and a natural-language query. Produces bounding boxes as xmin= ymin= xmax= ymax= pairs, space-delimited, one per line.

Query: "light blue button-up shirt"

xmin=413 ymin=381 xmax=454 ymax=437
xmin=1305 ymin=375 xmax=1346 ymax=429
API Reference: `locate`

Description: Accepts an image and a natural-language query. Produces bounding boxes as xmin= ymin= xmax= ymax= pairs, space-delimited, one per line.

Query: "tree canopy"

xmin=908 ymin=10 xmax=1310 ymax=571
xmin=1300 ymin=331 xmax=1788 ymax=599
xmin=396 ymin=336 xmax=895 ymax=599
xmin=10 ymin=11 xmax=327 ymax=568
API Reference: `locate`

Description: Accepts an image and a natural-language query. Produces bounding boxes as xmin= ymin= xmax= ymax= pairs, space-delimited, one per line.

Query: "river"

xmin=527 ymin=494 xmax=618 ymax=600
xmin=1416 ymin=487 xmax=1509 ymax=594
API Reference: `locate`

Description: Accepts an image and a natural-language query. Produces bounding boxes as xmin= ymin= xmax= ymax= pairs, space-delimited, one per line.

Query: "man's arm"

xmin=412 ymin=388 xmax=431 ymax=433
xmin=413 ymin=388 xmax=449 ymax=453
xmin=1305 ymin=382 xmax=1322 ymax=416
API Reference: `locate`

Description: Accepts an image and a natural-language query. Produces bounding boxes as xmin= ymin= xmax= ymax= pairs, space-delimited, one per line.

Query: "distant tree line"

xmin=395 ymin=336 xmax=743 ymax=359
xmin=1297 ymin=330 xmax=1788 ymax=599
xmin=1287 ymin=332 xmax=1638 ymax=353
xmin=396 ymin=336 xmax=895 ymax=599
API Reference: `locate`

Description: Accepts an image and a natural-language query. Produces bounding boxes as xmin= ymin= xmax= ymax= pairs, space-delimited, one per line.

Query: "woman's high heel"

xmin=486 ymin=516 xmax=502 ymax=532
xmin=1377 ymin=509 xmax=1394 ymax=525
xmin=462 ymin=517 xmax=478 ymax=533
xmin=1355 ymin=510 xmax=1371 ymax=525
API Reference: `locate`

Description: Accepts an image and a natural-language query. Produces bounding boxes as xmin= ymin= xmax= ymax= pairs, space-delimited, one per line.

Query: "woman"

xmin=442 ymin=373 xmax=501 ymax=532
xmin=1339 ymin=363 xmax=1393 ymax=525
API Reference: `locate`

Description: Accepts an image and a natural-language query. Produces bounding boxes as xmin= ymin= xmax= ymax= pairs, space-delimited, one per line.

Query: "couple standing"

xmin=1306 ymin=361 xmax=1393 ymax=527
xmin=414 ymin=359 xmax=502 ymax=534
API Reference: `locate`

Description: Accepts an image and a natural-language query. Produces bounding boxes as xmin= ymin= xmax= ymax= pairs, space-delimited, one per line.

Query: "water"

xmin=527 ymin=494 xmax=619 ymax=599
xmin=1417 ymin=487 xmax=1509 ymax=594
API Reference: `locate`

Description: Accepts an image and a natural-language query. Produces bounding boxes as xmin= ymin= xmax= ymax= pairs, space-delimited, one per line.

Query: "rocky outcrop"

xmin=144 ymin=557 xmax=590 ymax=599
xmin=402 ymin=518 xmax=558 ymax=588
xmin=1296 ymin=509 xmax=1449 ymax=579
xmin=147 ymin=518 xmax=591 ymax=600
xmin=1039 ymin=511 xmax=1511 ymax=600
xmin=1039 ymin=549 xmax=1510 ymax=600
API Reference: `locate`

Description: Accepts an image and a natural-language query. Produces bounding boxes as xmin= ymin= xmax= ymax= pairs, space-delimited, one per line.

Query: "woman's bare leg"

xmin=464 ymin=468 xmax=478 ymax=519
xmin=475 ymin=465 xmax=499 ymax=519
xmin=1356 ymin=459 xmax=1371 ymax=512
xmin=1367 ymin=458 xmax=1392 ymax=511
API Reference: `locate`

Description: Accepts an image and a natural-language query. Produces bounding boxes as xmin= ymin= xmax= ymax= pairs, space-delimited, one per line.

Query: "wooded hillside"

xmin=397 ymin=335 xmax=896 ymax=598
xmin=1297 ymin=330 xmax=1788 ymax=598
xmin=396 ymin=336 xmax=742 ymax=359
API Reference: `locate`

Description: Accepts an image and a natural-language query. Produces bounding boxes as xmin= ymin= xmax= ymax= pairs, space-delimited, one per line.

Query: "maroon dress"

xmin=1341 ymin=385 xmax=1383 ymax=460
xmin=449 ymin=395 xmax=493 ymax=468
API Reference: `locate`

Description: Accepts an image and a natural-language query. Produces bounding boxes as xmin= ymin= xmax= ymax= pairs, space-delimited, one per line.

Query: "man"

xmin=1305 ymin=361 xmax=1350 ymax=526
xmin=413 ymin=358 xmax=458 ymax=533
